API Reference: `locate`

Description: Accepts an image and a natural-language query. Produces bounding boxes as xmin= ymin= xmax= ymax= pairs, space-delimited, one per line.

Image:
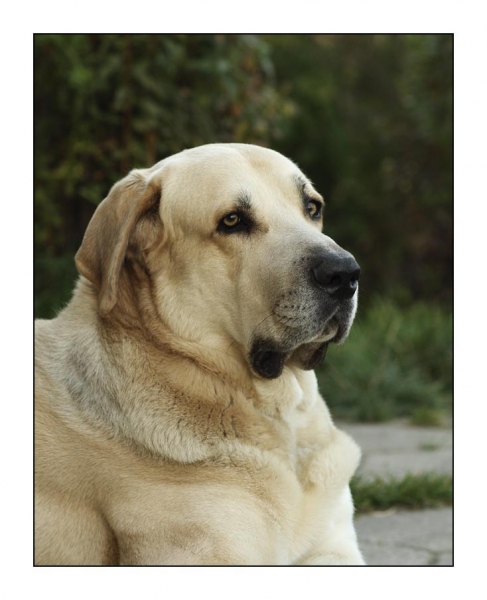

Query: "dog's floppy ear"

xmin=75 ymin=169 xmax=162 ymax=316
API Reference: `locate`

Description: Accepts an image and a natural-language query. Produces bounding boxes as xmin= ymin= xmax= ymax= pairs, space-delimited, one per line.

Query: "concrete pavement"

xmin=338 ymin=420 xmax=453 ymax=566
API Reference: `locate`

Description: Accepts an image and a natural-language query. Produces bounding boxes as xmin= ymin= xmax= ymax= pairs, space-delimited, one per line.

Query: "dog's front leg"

xmin=294 ymin=486 xmax=365 ymax=566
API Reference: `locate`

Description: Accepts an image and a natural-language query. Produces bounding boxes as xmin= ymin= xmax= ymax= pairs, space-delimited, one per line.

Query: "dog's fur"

xmin=35 ymin=143 xmax=364 ymax=565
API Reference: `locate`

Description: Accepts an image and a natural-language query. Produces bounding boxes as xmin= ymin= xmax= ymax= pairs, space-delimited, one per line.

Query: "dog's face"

xmin=76 ymin=144 xmax=359 ymax=379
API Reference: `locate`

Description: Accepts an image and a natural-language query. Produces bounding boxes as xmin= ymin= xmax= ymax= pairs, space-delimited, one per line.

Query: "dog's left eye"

xmin=307 ymin=200 xmax=322 ymax=219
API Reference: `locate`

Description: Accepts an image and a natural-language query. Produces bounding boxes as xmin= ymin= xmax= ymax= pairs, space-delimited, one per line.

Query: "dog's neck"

xmin=62 ymin=274 xmax=322 ymax=463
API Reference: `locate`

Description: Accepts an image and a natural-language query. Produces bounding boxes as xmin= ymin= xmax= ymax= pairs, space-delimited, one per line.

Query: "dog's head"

xmin=75 ymin=144 xmax=359 ymax=379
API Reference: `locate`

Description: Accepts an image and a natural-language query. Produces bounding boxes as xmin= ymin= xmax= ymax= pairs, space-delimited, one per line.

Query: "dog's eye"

xmin=217 ymin=211 xmax=253 ymax=235
xmin=307 ymin=200 xmax=322 ymax=219
xmin=222 ymin=213 xmax=241 ymax=228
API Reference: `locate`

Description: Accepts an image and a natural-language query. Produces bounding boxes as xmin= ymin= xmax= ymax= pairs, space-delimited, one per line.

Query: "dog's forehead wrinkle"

xmin=235 ymin=191 xmax=253 ymax=212
xmin=293 ymin=172 xmax=323 ymax=200
xmin=293 ymin=173 xmax=312 ymax=193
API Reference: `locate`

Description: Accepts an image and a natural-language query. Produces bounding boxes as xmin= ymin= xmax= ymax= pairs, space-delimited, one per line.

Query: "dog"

xmin=35 ymin=143 xmax=364 ymax=565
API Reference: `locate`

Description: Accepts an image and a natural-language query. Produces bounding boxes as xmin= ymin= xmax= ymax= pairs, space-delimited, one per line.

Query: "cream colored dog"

xmin=35 ymin=143 xmax=364 ymax=565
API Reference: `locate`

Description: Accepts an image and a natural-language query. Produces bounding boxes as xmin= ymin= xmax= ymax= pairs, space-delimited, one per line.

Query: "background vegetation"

xmin=34 ymin=34 xmax=452 ymax=424
xmin=351 ymin=473 xmax=452 ymax=514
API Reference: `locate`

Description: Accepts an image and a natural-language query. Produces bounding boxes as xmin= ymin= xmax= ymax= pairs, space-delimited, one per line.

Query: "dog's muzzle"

xmin=249 ymin=247 xmax=360 ymax=379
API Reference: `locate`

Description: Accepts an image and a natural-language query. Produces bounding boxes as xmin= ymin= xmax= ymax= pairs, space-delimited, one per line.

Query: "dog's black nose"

xmin=312 ymin=252 xmax=360 ymax=300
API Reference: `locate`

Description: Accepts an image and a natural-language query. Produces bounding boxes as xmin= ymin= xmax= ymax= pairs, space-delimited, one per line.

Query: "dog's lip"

xmin=314 ymin=319 xmax=339 ymax=344
xmin=329 ymin=321 xmax=349 ymax=345
xmin=250 ymin=344 xmax=286 ymax=379
xmin=313 ymin=341 xmax=329 ymax=364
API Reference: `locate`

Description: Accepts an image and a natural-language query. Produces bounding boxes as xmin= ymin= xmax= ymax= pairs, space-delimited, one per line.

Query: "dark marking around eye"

xmin=306 ymin=198 xmax=323 ymax=220
xmin=217 ymin=213 xmax=253 ymax=235
xmin=293 ymin=174 xmax=325 ymax=221
xmin=216 ymin=192 xmax=256 ymax=235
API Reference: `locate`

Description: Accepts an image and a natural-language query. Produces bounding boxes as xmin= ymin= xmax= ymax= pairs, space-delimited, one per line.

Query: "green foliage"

xmin=317 ymin=300 xmax=452 ymax=423
xmin=34 ymin=256 xmax=78 ymax=320
xmin=351 ymin=473 xmax=452 ymax=514
xmin=410 ymin=407 xmax=447 ymax=427
xmin=35 ymin=34 xmax=290 ymax=318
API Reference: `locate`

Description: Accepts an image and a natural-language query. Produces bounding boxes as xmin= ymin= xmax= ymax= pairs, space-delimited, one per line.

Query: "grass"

xmin=418 ymin=443 xmax=440 ymax=452
xmin=410 ymin=407 xmax=448 ymax=427
xmin=317 ymin=299 xmax=452 ymax=424
xmin=351 ymin=473 xmax=452 ymax=514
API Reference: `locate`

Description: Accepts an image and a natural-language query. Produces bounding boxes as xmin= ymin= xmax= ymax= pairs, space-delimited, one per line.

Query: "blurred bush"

xmin=317 ymin=299 xmax=452 ymax=423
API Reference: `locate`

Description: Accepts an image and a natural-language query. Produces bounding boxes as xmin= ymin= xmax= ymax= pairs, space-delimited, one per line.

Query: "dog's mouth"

xmin=250 ymin=320 xmax=339 ymax=380
xmin=249 ymin=306 xmax=355 ymax=379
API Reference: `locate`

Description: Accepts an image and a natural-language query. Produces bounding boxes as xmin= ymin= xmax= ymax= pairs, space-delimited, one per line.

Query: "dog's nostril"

xmin=350 ymin=268 xmax=361 ymax=284
xmin=328 ymin=274 xmax=343 ymax=287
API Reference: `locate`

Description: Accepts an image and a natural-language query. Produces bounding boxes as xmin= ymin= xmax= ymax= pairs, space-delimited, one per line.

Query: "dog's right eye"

xmin=217 ymin=212 xmax=251 ymax=234
xmin=222 ymin=213 xmax=240 ymax=228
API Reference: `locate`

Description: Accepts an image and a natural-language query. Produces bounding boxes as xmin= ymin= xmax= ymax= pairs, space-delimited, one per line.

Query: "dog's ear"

xmin=75 ymin=169 xmax=162 ymax=316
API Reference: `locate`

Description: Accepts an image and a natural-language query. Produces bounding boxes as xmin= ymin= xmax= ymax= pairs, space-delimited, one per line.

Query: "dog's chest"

xmin=269 ymin=404 xmax=361 ymax=557
xmin=218 ymin=401 xmax=360 ymax=562
xmin=250 ymin=370 xmax=361 ymax=508
xmin=293 ymin=407 xmax=359 ymax=485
